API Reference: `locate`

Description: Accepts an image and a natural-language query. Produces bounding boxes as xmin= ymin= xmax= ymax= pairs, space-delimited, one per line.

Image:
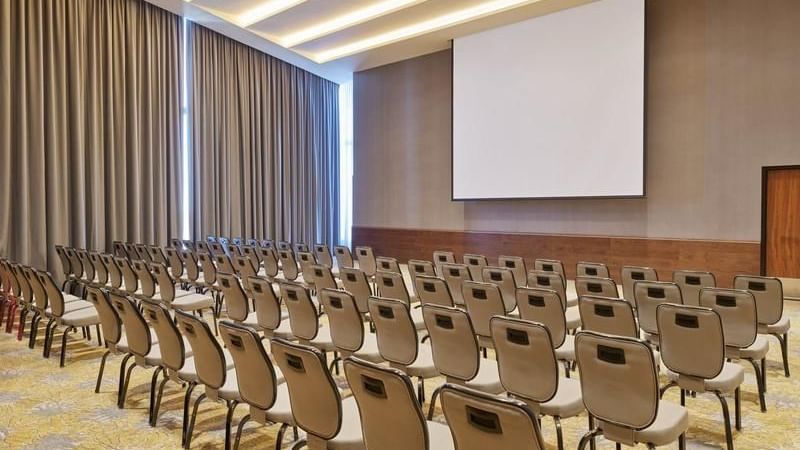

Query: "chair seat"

xmin=464 ymin=359 xmax=504 ymax=394
xmin=260 ymin=382 xmax=295 ymax=425
xmin=352 ymin=333 xmax=383 ymax=363
xmin=134 ymin=287 xmax=161 ymax=298
xmin=47 ymin=299 xmax=94 ymax=317
xmin=238 ymin=312 xmax=262 ymax=329
xmin=632 ymin=401 xmax=689 ymax=446
xmin=265 ymin=319 xmax=295 ymax=340
xmin=540 ymin=377 xmax=584 ymax=418
xmin=219 ymin=369 xmax=243 ymax=402
xmin=171 ymin=293 xmax=214 ymax=311
xmin=729 ymin=335 xmax=769 ymax=360
xmin=555 ymin=334 xmax=575 ymax=362
xmin=428 ymin=421 xmax=455 ymax=450
xmin=179 ymin=353 xmax=235 ymax=383
xmin=65 ymin=294 xmax=83 ymax=303
xmin=60 ymin=305 xmax=100 ymax=327
xmin=666 ymin=362 xmax=744 ymax=393
xmin=403 ymin=343 xmax=439 ymax=379
xmin=308 ymin=326 xmax=337 ymax=352
xmin=758 ymin=314 xmax=790 ymax=335
xmin=566 ymin=306 xmax=581 ymax=330
xmin=327 ymin=396 xmax=365 ymax=450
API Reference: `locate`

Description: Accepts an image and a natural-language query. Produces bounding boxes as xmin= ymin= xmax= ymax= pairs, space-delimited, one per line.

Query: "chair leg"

xmin=211 ymin=307 xmax=218 ymax=336
xmin=6 ymin=302 xmax=18 ymax=334
xmin=680 ymin=388 xmax=686 ymax=406
xmin=714 ymin=391 xmax=735 ymax=450
xmin=182 ymin=382 xmax=197 ymax=446
xmin=577 ymin=427 xmax=601 ymax=450
xmin=761 ymin=357 xmax=768 ymax=393
xmin=771 ymin=333 xmax=790 ymax=377
xmin=28 ymin=313 xmax=40 ymax=349
xmin=734 ymin=387 xmax=742 ymax=431
xmin=225 ymin=401 xmax=240 ymax=450
xmin=118 ymin=362 xmax=137 ymax=408
xmin=184 ymin=393 xmax=207 ymax=449
xmin=426 ymin=385 xmax=444 ymax=419
xmin=43 ymin=319 xmax=57 ymax=358
xmin=747 ymin=358 xmax=767 ymax=412
xmin=678 ymin=432 xmax=686 ymax=450
xmin=273 ymin=423 xmax=289 ymax=450
xmin=95 ymin=350 xmax=111 ymax=393
xmin=587 ymin=414 xmax=597 ymax=450
xmin=554 ymin=416 xmax=564 ymax=450
xmin=233 ymin=414 xmax=252 ymax=450
xmin=16 ymin=306 xmax=26 ymax=340
xmin=417 ymin=377 xmax=426 ymax=405
xmin=148 ymin=367 xmax=164 ymax=426
xmin=96 ymin=324 xmax=102 ymax=346
xmin=59 ymin=325 xmax=76 ymax=367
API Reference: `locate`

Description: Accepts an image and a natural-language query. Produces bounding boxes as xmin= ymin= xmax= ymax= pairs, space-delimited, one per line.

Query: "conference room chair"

xmin=232 ymin=254 xmax=258 ymax=293
xmin=314 ymin=243 xmax=334 ymax=269
xmin=343 ymin=357 xmax=454 ymax=450
xmin=229 ymin=241 xmax=244 ymax=258
xmin=86 ymin=286 xmax=134 ymax=397
xmin=207 ymin=236 xmax=218 ymax=243
xmin=279 ymin=282 xmax=337 ymax=364
xmin=297 ymin=251 xmax=318 ymax=289
xmin=182 ymin=240 xmax=195 ymax=251
xmin=334 ymin=245 xmax=355 ymax=270
xmin=150 ymin=262 xmax=216 ymax=329
xmin=277 ymin=249 xmax=300 ymax=282
xmin=213 ymin=253 xmax=236 ymax=276
xmin=217 ymin=273 xmax=259 ymax=330
xmin=112 ymin=241 xmax=128 ymax=259
xmin=89 ymin=252 xmax=110 ymax=288
xmin=319 ymin=288 xmax=382 ymax=370
xmin=181 ymin=249 xmax=203 ymax=290
xmin=576 ymin=261 xmax=610 ymax=279
xmin=131 ymin=260 xmax=160 ymax=302
xmin=209 ymin=241 xmax=226 ymax=257
xmin=635 ymin=280 xmax=684 ymax=347
xmin=414 ymin=275 xmax=455 ymax=307
xmin=355 ymin=246 xmax=377 ymax=278
xmin=12 ymin=264 xmax=34 ymax=341
xmin=497 ymin=255 xmax=526 ymax=288
xmin=256 ymin=247 xmax=280 ymax=279
xmin=375 ymin=256 xmax=401 ymax=275
xmin=170 ymin=238 xmax=184 ymax=249
xmin=375 ymin=270 xmax=425 ymax=330
xmin=198 ymin=252 xmax=223 ymax=313
xmin=423 ymin=304 xmax=503 ymax=418
xmin=248 ymin=276 xmax=293 ymax=341
xmin=463 ymin=253 xmax=488 ymax=282
xmin=218 ymin=321 xmax=296 ymax=450
xmin=699 ymin=287 xmax=768 ymax=412
xmin=733 ymin=275 xmax=791 ymax=378
xmin=231 ymin=237 xmax=243 ymax=247
xmin=310 ymin=264 xmax=339 ymax=294
xmin=368 ymin=296 xmax=439 ymax=404
xmin=481 ymin=266 xmax=517 ymax=313
xmin=293 ymin=242 xmax=309 ymax=254
xmin=147 ymin=245 xmax=168 ymax=265
xmin=239 ymin=245 xmax=262 ymax=276
xmin=575 ymin=331 xmax=688 ymax=450
xmin=260 ymin=239 xmax=275 ymax=250
xmin=621 ymin=266 xmax=658 ymax=306
xmin=575 ymin=276 xmax=619 ymax=300
xmin=516 ymin=287 xmax=576 ymax=376
xmin=64 ymin=247 xmax=86 ymax=286
xmin=657 ymin=304 xmax=743 ymax=450
xmin=195 ymin=240 xmax=211 ymax=255
xmin=440 ymin=262 xmax=472 ymax=307
xmin=578 ymin=295 xmax=639 ymax=338
xmin=135 ymin=243 xmax=154 ymax=262
xmin=673 ymin=270 xmax=716 ymax=306
xmin=175 ymin=310 xmax=242 ymax=450
xmin=122 ymin=242 xmax=139 ymax=261
xmin=36 ymin=269 xmax=98 ymax=360
xmin=102 ymin=254 xmax=124 ymax=295
xmin=115 ymin=256 xmax=140 ymax=298
xmin=491 ymin=316 xmax=584 ymax=450
xmin=408 ymin=259 xmax=436 ymax=298
xmin=527 ymin=271 xmax=581 ymax=330
xmin=534 ymin=258 xmax=567 ymax=282
xmin=0 ymin=260 xmax=12 ymax=330
xmin=440 ymin=383 xmax=546 ymax=450
xmin=55 ymin=245 xmax=75 ymax=289
xmin=339 ymin=267 xmax=373 ymax=316
xmin=23 ymin=266 xmax=48 ymax=349
xmin=461 ymin=281 xmax=506 ymax=351
xmin=272 ymin=338 xmax=365 ymax=450
xmin=77 ymin=249 xmax=99 ymax=287
xmin=432 ymin=250 xmax=456 ymax=276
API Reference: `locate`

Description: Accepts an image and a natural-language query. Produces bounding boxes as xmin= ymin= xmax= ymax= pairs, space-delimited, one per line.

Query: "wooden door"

xmin=762 ymin=166 xmax=800 ymax=277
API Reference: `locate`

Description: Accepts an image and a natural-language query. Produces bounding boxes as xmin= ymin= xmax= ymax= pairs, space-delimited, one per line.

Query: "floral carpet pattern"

xmin=0 ymin=302 xmax=798 ymax=449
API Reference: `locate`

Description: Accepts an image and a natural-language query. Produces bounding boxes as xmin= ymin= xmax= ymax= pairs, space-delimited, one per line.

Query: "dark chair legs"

xmin=417 ymin=377 xmax=426 ymax=405
xmin=182 ymin=382 xmax=197 ymax=447
xmin=554 ymin=416 xmax=564 ymax=450
xmin=233 ymin=414 xmax=252 ymax=450
xmin=771 ymin=332 xmax=790 ymax=377
xmin=427 ymin=385 xmax=443 ymax=419
xmin=577 ymin=427 xmax=602 ymax=450
xmin=148 ymin=367 xmax=165 ymax=426
xmin=184 ymin=393 xmax=207 ymax=449
xmin=745 ymin=357 xmax=767 ymax=412
xmin=118 ymin=361 xmax=138 ymax=408
xmin=225 ymin=400 xmax=240 ymax=450
xmin=713 ymin=390 xmax=735 ymax=450
xmin=58 ymin=325 xmax=76 ymax=367
xmin=95 ymin=350 xmax=112 ymax=393
xmin=588 ymin=414 xmax=597 ymax=450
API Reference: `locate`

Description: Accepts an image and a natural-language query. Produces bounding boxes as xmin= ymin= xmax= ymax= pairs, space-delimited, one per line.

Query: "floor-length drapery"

xmin=189 ymin=23 xmax=339 ymax=248
xmin=0 ymin=0 xmax=183 ymax=274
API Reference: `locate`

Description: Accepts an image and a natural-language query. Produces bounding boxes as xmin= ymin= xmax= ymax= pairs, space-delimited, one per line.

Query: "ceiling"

xmin=145 ymin=0 xmax=595 ymax=83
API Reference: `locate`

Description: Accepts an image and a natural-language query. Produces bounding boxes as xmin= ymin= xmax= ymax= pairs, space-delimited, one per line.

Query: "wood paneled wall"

xmin=353 ymin=226 xmax=760 ymax=287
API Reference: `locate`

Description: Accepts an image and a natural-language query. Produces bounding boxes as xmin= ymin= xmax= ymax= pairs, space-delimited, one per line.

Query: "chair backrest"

xmin=575 ymin=276 xmax=619 ymax=299
xmin=515 ymin=287 xmax=567 ymax=349
xmin=441 ymin=263 xmax=472 ymax=306
xmin=55 ymin=245 xmax=72 ymax=279
xmin=175 ymin=310 xmax=228 ymax=389
xmin=673 ymin=270 xmax=716 ymax=306
xmin=65 ymin=247 xmax=84 ymax=278
xmin=280 ymin=282 xmax=320 ymax=342
xmin=131 ymin=260 xmax=156 ymax=298
xmin=293 ymin=242 xmax=309 ymax=254
xmin=297 ymin=251 xmax=317 ymax=284
xmin=491 ymin=316 xmax=558 ymax=405
xmin=575 ymin=331 xmax=659 ymax=433
xmin=533 ymin=258 xmax=565 ymax=281
xmin=13 ymin=264 xmax=31 ymax=304
xmin=355 ymin=246 xmax=377 ymax=277
xmin=219 ymin=321 xmax=280 ymax=411
xmin=135 ymin=243 xmax=153 ymax=262
xmin=110 ymin=293 xmax=153 ymax=358
xmin=497 ymin=256 xmax=526 ymax=288
xmin=440 ymin=384 xmax=545 ymax=450
xmin=319 ymin=289 xmax=365 ymax=354
xmin=28 ymin=268 xmax=49 ymax=313
xmin=344 ymin=357 xmax=430 ymax=450
xmin=311 ymin=264 xmax=338 ymax=292
xmin=141 ymin=299 xmax=187 ymax=371
xmin=314 ymin=243 xmax=333 ymax=268
xmin=213 ymin=253 xmax=235 ymax=275
xmin=634 ymin=280 xmax=683 ymax=335
xmin=112 ymin=241 xmax=128 ymax=258
xmin=578 ymin=296 xmax=638 ymax=338
xmin=278 ymin=249 xmax=299 ymax=280
xmin=77 ymin=249 xmax=96 ymax=281
xmin=257 ymin=247 xmax=279 ymax=277
xmin=433 ymin=250 xmax=455 ymax=276
xmin=170 ymin=238 xmax=183 ymax=249
xmin=733 ymin=275 xmax=783 ymax=326
xmin=462 ymin=281 xmax=506 ymax=340
xmin=272 ymin=338 xmax=345 ymax=441
xmin=196 ymin=240 xmax=210 ymax=255
xmin=150 ymin=262 xmax=177 ymax=304
xmin=526 ymin=270 xmax=568 ymax=310
xmin=482 ymin=266 xmax=517 ymax=313
xmin=376 ymin=256 xmax=401 ymax=275
xmin=117 ymin=257 xmax=139 ymax=294
xmin=182 ymin=250 xmax=200 ymax=282
xmin=576 ymin=261 xmax=610 ymax=279
xmin=260 ymin=239 xmax=275 ymax=249
xmin=232 ymin=254 xmax=257 ymax=291
xmin=334 ymin=245 xmax=354 ymax=269
xmin=103 ymin=254 xmax=122 ymax=290
xmin=408 ymin=259 xmax=436 ymax=297
xmin=240 ymin=245 xmax=261 ymax=272
xmin=414 ymin=275 xmax=454 ymax=307
xmin=197 ymin=251 xmax=217 ymax=285
xmin=375 ymin=270 xmax=411 ymax=305
xmin=656 ymin=303 xmax=725 ymax=381
xmin=209 ymin=241 xmax=226 ymax=257
xmin=699 ymin=288 xmax=758 ymax=350
xmin=124 ymin=242 xmax=139 ymax=261
xmin=90 ymin=252 xmax=108 ymax=285
xmin=85 ymin=286 xmax=122 ymax=346
xmin=339 ymin=268 xmax=372 ymax=314
xmin=463 ymin=254 xmax=488 ymax=282
xmin=621 ymin=266 xmax=658 ymax=305
xmin=423 ymin=305 xmax=480 ymax=382
xmin=248 ymin=276 xmax=284 ymax=332
xmin=148 ymin=245 xmax=167 ymax=265
xmin=217 ymin=273 xmax=250 ymax=322
xmin=368 ymin=297 xmax=419 ymax=367
xmin=182 ymin=239 xmax=195 ymax=251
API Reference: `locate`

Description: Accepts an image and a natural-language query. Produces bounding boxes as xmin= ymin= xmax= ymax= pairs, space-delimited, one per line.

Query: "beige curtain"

xmin=0 ymin=0 xmax=184 ymax=275
xmin=189 ymin=23 xmax=340 ymax=248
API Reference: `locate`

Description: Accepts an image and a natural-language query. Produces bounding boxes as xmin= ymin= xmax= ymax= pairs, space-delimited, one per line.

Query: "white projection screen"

xmin=452 ymin=0 xmax=645 ymax=200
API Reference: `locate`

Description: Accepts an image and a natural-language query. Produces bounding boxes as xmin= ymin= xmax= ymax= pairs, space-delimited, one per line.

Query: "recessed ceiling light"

xmin=238 ymin=0 xmax=306 ymax=28
xmin=279 ymin=0 xmax=425 ymax=48
xmin=313 ymin=0 xmax=539 ymax=63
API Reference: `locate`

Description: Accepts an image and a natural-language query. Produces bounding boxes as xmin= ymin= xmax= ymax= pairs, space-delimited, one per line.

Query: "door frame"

xmin=760 ymin=164 xmax=800 ymax=276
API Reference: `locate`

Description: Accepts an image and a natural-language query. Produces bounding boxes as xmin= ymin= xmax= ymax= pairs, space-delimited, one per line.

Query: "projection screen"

xmin=452 ymin=0 xmax=645 ymax=200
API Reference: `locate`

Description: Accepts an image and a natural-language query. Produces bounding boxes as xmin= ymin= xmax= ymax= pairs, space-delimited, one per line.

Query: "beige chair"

xmin=334 ymin=245 xmax=355 ymax=270
xmin=657 ymin=304 xmax=743 ymax=450
xmin=148 ymin=245 xmax=168 ymax=265
xmin=136 ymin=243 xmax=154 ymax=262
xmin=534 ymin=258 xmax=566 ymax=281
xmin=527 ymin=271 xmax=581 ymax=330
xmin=38 ymin=271 xmax=100 ymax=366
xmin=481 ymin=266 xmax=517 ymax=313
xmin=260 ymin=239 xmax=275 ymax=250
xmin=355 ymin=246 xmax=377 ymax=278
xmin=311 ymin=264 xmax=339 ymax=293
xmin=279 ymin=282 xmax=337 ymax=363
xmin=232 ymin=254 xmax=258 ymax=293
xmin=440 ymin=383 xmax=546 ymax=450
xmin=320 ymin=288 xmax=382 ymax=370
xmin=368 ymin=296 xmax=439 ymax=404
xmin=576 ymin=261 xmax=610 ymax=279
xmin=214 ymin=253 xmax=236 ymax=275
xmin=733 ymin=275 xmax=791 ymax=378
xmin=248 ymin=276 xmax=293 ymax=340
xmin=497 ymin=255 xmax=526 ymax=288
xmin=673 ymin=270 xmax=716 ymax=306
xmin=257 ymin=247 xmax=280 ymax=279
xmin=64 ymin=247 xmax=86 ymax=284
xmin=131 ymin=259 xmax=161 ymax=302
xmin=293 ymin=242 xmax=310 ymax=254
xmin=278 ymin=249 xmax=300 ymax=281
xmin=462 ymin=281 xmax=506 ymax=351
xmin=463 ymin=253 xmax=488 ymax=282
xmin=89 ymin=252 xmax=109 ymax=288
xmin=575 ymin=331 xmax=688 ymax=450
xmin=699 ymin=288 xmax=768 ymax=412
xmin=575 ymin=276 xmax=619 ymax=299
xmin=314 ymin=243 xmax=334 ymax=269
xmin=240 ymin=245 xmax=261 ymax=276
xmin=441 ymin=263 xmax=472 ymax=306
xmin=272 ymin=338 xmax=365 ymax=450
xmin=578 ymin=295 xmax=638 ymax=338
xmin=151 ymin=262 xmax=216 ymax=326
xmin=375 ymin=270 xmax=424 ymax=330
xmin=408 ymin=259 xmax=436 ymax=298
xmin=375 ymin=256 xmax=401 ymax=274
xmin=491 ymin=316 xmax=584 ymax=450
xmin=196 ymin=252 xmax=221 ymax=307
xmin=116 ymin=256 xmax=140 ymax=298
xmin=621 ymin=266 xmax=658 ymax=306
xmin=432 ymin=250 xmax=455 ymax=276
xmin=86 ymin=286 xmax=137 ymax=397
xmin=181 ymin=249 xmax=202 ymax=288
xmin=297 ymin=251 xmax=318 ymax=289
xmin=344 ymin=357 xmax=454 ymax=450
xmin=219 ymin=321 xmax=296 ymax=450
xmin=55 ymin=245 xmax=75 ymax=288
xmin=217 ymin=273 xmax=259 ymax=330
xmin=516 ymin=287 xmax=576 ymax=376
xmin=339 ymin=268 xmax=372 ymax=316
xmin=635 ymin=280 xmax=683 ymax=346
xmin=423 ymin=305 xmax=503 ymax=418
xmin=414 ymin=275 xmax=454 ymax=307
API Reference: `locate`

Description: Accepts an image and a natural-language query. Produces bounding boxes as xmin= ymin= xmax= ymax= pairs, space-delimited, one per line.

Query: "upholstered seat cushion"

xmin=327 ymin=396 xmax=364 ymax=450
xmin=540 ymin=377 xmax=584 ymax=418
xmin=46 ymin=299 xmax=94 ymax=317
xmin=427 ymin=421 xmax=455 ymax=450
xmin=219 ymin=369 xmax=243 ymax=401
xmin=730 ymin=335 xmax=769 ymax=360
xmin=464 ymin=359 xmax=504 ymax=394
xmin=171 ymin=293 xmax=214 ymax=311
xmin=60 ymin=305 xmax=100 ymax=327
xmin=666 ymin=362 xmax=744 ymax=393
xmin=265 ymin=320 xmax=295 ymax=340
xmin=403 ymin=343 xmax=439 ymax=379
xmin=64 ymin=294 xmax=83 ymax=303
xmin=758 ymin=314 xmax=790 ymax=334
xmin=555 ymin=334 xmax=575 ymax=362
xmin=308 ymin=326 xmax=337 ymax=352
xmin=632 ymin=401 xmax=689 ymax=446
xmin=261 ymin=382 xmax=295 ymax=425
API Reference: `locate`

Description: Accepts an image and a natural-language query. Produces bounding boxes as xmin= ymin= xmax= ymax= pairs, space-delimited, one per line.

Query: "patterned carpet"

xmin=0 ymin=302 xmax=798 ymax=450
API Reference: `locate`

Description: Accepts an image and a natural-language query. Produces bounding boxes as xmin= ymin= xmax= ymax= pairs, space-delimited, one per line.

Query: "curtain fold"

xmin=189 ymin=23 xmax=340 ymax=249
xmin=0 ymin=0 xmax=183 ymax=275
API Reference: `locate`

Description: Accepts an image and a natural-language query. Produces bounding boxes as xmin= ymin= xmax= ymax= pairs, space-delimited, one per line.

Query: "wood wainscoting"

xmin=352 ymin=226 xmax=760 ymax=287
